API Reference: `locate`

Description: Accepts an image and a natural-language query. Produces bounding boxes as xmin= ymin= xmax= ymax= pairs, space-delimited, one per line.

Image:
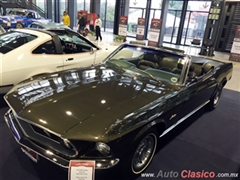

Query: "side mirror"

xmin=190 ymin=76 xmax=198 ymax=83
xmin=90 ymin=47 xmax=97 ymax=54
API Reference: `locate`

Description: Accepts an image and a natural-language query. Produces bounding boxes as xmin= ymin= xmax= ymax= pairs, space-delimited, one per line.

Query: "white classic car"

xmin=0 ymin=28 xmax=116 ymax=94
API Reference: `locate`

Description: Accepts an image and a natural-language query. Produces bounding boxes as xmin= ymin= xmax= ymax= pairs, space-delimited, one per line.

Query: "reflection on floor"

xmin=88 ymin=31 xmax=240 ymax=92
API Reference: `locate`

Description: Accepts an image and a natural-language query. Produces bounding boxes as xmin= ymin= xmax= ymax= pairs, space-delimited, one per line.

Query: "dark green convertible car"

xmin=4 ymin=43 xmax=233 ymax=178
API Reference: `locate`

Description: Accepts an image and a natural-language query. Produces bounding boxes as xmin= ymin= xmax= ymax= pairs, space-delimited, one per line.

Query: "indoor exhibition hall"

xmin=0 ymin=0 xmax=239 ymax=180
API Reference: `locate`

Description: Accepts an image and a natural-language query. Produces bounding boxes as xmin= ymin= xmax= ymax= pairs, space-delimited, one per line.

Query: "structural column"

xmin=67 ymin=0 xmax=75 ymax=29
xmin=157 ymin=0 xmax=169 ymax=47
xmin=54 ymin=0 xmax=60 ymax=23
xmin=90 ymin=0 xmax=100 ymax=15
xmin=46 ymin=0 xmax=52 ymax=20
xmin=199 ymin=0 xmax=226 ymax=56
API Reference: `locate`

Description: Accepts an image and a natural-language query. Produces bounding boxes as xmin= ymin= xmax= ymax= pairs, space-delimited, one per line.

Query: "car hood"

xmin=5 ymin=64 xmax=177 ymax=139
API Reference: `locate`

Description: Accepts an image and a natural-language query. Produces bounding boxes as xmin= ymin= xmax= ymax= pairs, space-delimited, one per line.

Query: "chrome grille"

xmin=30 ymin=124 xmax=62 ymax=143
xmin=10 ymin=111 xmax=77 ymax=158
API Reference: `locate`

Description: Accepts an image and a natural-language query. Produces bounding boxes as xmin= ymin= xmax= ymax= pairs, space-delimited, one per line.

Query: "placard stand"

xmin=68 ymin=160 xmax=95 ymax=180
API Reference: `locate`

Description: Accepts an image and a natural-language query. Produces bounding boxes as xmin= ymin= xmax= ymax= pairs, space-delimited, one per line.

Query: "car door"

xmin=180 ymin=69 xmax=217 ymax=116
xmin=159 ymin=89 xmax=187 ymax=129
xmin=29 ymin=40 xmax=64 ymax=76
xmin=61 ymin=34 xmax=108 ymax=70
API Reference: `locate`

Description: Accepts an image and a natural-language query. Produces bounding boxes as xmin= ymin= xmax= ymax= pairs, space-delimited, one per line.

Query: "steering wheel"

xmin=41 ymin=47 xmax=50 ymax=54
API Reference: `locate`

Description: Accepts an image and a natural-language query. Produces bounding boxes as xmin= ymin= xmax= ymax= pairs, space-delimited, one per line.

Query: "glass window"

xmin=100 ymin=0 xmax=116 ymax=32
xmin=49 ymin=30 xmax=95 ymax=54
xmin=35 ymin=12 xmax=41 ymax=19
xmin=77 ymin=0 xmax=85 ymax=10
xmin=163 ymin=10 xmax=182 ymax=43
xmin=107 ymin=45 xmax=183 ymax=85
xmin=52 ymin=1 xmax=55 ymax=22
xmin=0 ymin=32 xmax=37 ymax=54
xmin=100 ymin=0 xmax=107 ymax=29
xmin=181 ymin=11 xmax=209 ymax=45
xmin=129 ymin=0 xmax=147 ymax=8
xmin=106 ymin=1 xmax=116 ymax=30
xmin=8 ymin=9 xmax=27 ymax=16
xmin=187 ymin=1 xmax=211 ymax=12
xmin=168 ymin=1 xmax=184 ymax=10
xmin=75 ymin=0 xmax=90 ymax=29
xmin=151 ymin=0 xmax=162 ymax=9
xmin=128 ymin=9 xmax=146 ymax=36
xmin=76 ymin=0 xmax=85 ymax=25
xmin=59 ymin=0 xmax=67 ymax=24
xmin=85 ymin=0 xmax=90 ymax=12
xmin=36 ymin=0 xmax=46 ymax=12
xmin=32 ymin=40 xmax=56 ymax=54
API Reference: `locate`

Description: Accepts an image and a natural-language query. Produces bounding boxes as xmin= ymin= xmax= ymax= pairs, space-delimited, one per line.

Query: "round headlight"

xmin=96 ymin=142 xmax=110 ymax=155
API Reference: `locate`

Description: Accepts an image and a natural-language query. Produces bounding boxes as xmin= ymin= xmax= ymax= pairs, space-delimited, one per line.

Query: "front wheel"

xmin=122 ymin=128 xmax=158 ymax=178
xmin=207 ymin=84 xmax=223 ymax=111
xmin=16 ymin=22 xmax=24 ymax=28
xmin=131 ymin=132 xmax=157 ymax=174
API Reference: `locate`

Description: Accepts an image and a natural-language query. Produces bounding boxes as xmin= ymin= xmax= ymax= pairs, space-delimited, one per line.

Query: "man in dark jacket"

xmin=77 ymin=11 xmax=86 ymax=34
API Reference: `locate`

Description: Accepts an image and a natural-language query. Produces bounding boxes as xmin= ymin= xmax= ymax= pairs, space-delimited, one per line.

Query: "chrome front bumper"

xmin=4 ymin=109 xmax=119 ymax=169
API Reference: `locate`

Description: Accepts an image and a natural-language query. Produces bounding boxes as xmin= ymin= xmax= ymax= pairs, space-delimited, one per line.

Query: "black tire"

xmin=121 ymin=128 xmax=158 ymax=178
xmin=16 ymin=22 xmax=24 ymax=29
xmin=207 ymin=83 xmax=223 ymax=111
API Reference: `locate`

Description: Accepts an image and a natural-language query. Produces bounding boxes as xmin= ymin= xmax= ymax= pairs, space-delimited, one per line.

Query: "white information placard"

xmin=229 ymin=25 xmax=240 ymax=62
xmin=68 ymin=160 xmax=95 ymax=180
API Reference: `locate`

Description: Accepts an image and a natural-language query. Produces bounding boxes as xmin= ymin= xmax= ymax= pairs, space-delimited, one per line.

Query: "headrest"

xmin=202 ymin=63 xmax=213 ymax=74
xmin=138 ymin=60 xmax=159 ymax=69
xmin=143 ymin=53 xmax=159 ymax=63
xmin=189 ymin=65 xmax=195 ymax=71
xmin=177 ymin=63 xmax=183 ymax=69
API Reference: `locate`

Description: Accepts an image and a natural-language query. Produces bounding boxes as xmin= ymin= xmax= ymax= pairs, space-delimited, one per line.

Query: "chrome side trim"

xmin=4 ymin=109 xmax=21 ymax=141
xmin=160 ymin=100 xmax=210 ymax=138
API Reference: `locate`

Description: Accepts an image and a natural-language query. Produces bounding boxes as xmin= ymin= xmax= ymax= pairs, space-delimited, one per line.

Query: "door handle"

xmin=67 ymin=58 xmax=74 ymax=61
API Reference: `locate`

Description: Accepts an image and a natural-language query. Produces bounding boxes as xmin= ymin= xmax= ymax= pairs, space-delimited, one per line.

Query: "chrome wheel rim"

xmin=16 ymin=24 xmax=23 ymax=28
xmin=131 ymin=133 xmax=157 ymax=174
xmin=213 ymin=87 xmax=222 ymax=106
xmin=213 ymin=93 xmax=219 ymax=105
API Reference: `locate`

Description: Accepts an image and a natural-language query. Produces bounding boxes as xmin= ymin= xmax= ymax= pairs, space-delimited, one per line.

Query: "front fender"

xmin=133 ymin=118 xmax=166 ymax=141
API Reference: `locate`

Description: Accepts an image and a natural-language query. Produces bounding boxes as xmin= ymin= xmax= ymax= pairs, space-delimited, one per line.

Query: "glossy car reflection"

xmin=4 ymin=43 xmax=233 ymax=178
xmin=0 ymin=25 xmax=5 ymax=34
xmin=0 ymin=28 xmax=115 ymax=94
xmin=0 ymin=8 xmax=50 ymax=29
xmin=29 ymin=21 xmax=71 ymax=30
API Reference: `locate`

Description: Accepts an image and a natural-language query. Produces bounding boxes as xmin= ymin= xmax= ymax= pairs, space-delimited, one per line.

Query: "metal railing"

xmin=0 ymin=0 xmax=46 ymax=17
xmin=16 ymin=0 xmax=46 ymax=17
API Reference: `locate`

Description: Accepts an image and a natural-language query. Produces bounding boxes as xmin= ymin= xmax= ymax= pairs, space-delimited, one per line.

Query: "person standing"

xmin=77 ymin=11 xmax=86 ymax=34
xmin=94 ymin=14 xmax=102 ymax=41
xmin=7 ymin=19 xmax=11 ymax=30
xmin=62 ymin=11 xmax=70 ymax=27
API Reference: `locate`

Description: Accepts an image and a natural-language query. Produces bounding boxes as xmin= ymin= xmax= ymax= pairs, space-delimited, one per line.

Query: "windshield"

xmin=50 ymin=29 xmax=96 ymax=47
xmin=8 ymin=9 xmax=27 ymax=16
xmin=0 ymin=32 xmax=37 ymax=54
xmin=105 ymin=44 xmax=184 ymax=85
